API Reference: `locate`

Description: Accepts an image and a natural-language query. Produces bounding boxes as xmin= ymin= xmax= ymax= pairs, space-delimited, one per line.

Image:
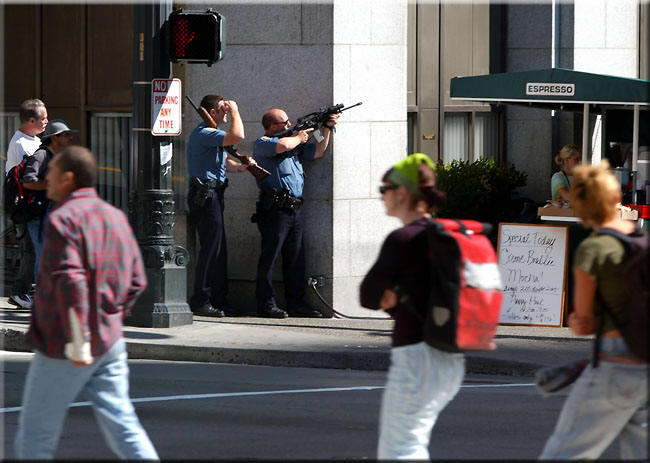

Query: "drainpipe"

xmin=632 ymin=104 xmax=640 ymax=204
xmin=551 ymin=0 xmax=560 ymax=69
xmin=582 ymin=103 xmax=589 ymax=164
xmin=551 ymin=0 xmax=561 ymax=165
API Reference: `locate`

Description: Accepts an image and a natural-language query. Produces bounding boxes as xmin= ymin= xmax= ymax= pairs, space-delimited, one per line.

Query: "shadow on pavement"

xmin=123 ymin=330 xmax=171 ymax=340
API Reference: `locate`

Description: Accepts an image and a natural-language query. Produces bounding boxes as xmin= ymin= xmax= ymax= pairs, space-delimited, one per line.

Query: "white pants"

xmin=540 ymin=338 xmax=648 ymax=460
xmin=377 ymin=341 xmax=465 ymax=460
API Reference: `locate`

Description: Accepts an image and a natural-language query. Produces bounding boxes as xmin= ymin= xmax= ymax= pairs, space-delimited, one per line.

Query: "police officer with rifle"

xmin=186 ymin=94 xmax=256 ymax=317
xmin=252 ymin=103 xmax=359 ymax=318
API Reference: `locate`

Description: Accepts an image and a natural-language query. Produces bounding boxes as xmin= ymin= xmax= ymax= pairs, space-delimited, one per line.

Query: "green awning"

xmin=450 ymin=68 xmax=650 ymax=112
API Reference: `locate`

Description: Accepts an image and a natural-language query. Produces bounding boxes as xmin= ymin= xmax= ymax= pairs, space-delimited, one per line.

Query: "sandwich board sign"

xmin=152 ymin=78 xmax=182 ymax=136
xmin=497 ymin=223 xmax=569 ymax=327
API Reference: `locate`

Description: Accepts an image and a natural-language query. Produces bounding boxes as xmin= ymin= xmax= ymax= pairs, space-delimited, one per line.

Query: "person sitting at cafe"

xmin=551 ymin=144 xmax=581 ymax=202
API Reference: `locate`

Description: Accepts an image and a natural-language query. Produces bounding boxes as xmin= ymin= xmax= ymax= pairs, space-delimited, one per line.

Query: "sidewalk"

xmin=0 ymin=297 xmax=592 ymax=376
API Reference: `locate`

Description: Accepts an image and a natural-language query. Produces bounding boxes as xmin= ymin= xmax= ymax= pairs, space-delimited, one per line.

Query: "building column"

xmin=329 ymin=0 xmax=407 ymax=317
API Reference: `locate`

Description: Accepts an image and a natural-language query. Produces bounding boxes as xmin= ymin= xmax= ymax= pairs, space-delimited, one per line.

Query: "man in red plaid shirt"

xmin=14 ymin=146 xmax=158 ymax=460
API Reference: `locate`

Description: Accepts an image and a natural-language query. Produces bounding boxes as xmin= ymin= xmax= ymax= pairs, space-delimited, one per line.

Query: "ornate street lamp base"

xmin=126 ymin=190 xmax=193 ymax=328
xmin=127 ymin=302 xmax=193 ymax=328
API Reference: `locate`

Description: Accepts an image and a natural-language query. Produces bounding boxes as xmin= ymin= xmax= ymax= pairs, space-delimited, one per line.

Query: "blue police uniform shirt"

xmin=187 ymin=123 xmax=227 ymax=182
xmin=253 ymin=136 xmax=316 ymax=198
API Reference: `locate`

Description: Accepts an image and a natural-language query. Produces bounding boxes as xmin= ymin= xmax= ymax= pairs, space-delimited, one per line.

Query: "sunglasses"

xmin=273 ymin=119 xmax=290 ymax=126
xmin=379 ymin=184 xmax=399 ymax=194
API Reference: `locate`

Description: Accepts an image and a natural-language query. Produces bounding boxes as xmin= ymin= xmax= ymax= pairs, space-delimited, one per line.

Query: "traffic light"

xmin=167 ymin=9 xmax=225 ymax=66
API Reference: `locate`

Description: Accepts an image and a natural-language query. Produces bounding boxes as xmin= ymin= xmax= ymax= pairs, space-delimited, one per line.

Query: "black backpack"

xmin=3 ymin=154 xmax=44 ymax=225
xmin=594 ymin=226 xmax=649 ymax=363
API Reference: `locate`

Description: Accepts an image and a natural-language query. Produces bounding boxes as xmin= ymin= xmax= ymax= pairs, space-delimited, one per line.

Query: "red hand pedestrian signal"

xmin=171 ymin=18 xmax=196 ymax=59
xmin=167 ymin=10 xmax=225 ymax=66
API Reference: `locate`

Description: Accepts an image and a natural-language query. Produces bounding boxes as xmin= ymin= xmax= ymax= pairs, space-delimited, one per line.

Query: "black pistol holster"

xmin=275 ymin=189 xmax=303 ymax=210
xmin=189 ymin=177 xmax=229 ymax=208
xmin=252 ymin=188 xmax=303 ymax=223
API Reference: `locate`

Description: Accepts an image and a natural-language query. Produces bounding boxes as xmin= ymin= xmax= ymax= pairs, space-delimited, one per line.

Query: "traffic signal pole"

xmin=127 ymin=1 xmax=193 ymax=327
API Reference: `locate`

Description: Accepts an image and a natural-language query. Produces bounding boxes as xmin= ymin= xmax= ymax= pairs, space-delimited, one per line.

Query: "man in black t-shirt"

xmin=22 ymin=119 xmax=77 ymax=279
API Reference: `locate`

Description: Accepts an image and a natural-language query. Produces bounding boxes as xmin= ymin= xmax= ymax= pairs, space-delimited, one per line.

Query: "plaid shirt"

xmin=26 ymin=188 xmax=147 ymax=359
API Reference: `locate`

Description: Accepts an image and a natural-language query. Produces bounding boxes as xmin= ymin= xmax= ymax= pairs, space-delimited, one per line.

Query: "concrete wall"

xmin=504 ymin=3 xmax=553 ymax=203
xmin=504 ymin=2 xmax=576 ymax=203
xmin=331 ymin=0 xmax=406 ymax=317
xmin=574 ymin=0 xmax=638 ymax=77
xmin=182 ymin=1 xmax=407 ymax=317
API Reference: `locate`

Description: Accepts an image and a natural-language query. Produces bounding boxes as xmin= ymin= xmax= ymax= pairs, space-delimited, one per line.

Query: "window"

xmin=443 ymin=113 xmax=469 ymax=162
xmin=474 ymin=112 xmax=499 ymax=160
xmin=0 ymin=113 xmax=21 ymax=173
xmin=90 ymin=113 xmax=132 ymax=211
xmin=443 ymin=111 xmax=499 ymax=163
xmin=1 ymin=113 xmax=21 ymax=230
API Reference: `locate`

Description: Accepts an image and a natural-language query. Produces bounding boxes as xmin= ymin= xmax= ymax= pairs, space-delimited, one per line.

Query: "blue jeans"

xmin=377 ymin=341 xmax=465 ymax=460
xmin=26 ymin=214 xmax=46 ymax=281
xmin=540 ymin=337 xmax=648 ymax=460
xmin=14 ymin=338 xmax=158 ymax=460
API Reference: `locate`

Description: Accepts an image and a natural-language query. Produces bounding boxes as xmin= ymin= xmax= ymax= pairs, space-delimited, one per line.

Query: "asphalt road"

xmin=1 ymin=352 xmax=619 ymax=460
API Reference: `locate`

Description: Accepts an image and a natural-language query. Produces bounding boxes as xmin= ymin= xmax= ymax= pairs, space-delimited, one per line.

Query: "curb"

xmin=127 ymin=343 xmax=391 ymax=371
xmin=1 ymin=327 xmax=541 ymax=375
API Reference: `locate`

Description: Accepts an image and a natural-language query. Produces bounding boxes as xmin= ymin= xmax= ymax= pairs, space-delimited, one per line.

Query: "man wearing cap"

xmin=6 ymin=99 xmax=48 ymax=310
xmin=22 ymin=119 xmax=77 ymax=278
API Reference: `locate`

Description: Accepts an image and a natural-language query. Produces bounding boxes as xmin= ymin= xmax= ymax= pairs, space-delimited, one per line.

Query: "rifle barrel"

xmin=342 ymin=102 xmax=362 ymax=111
xmin=185 ymin=96 xmax=200 ymax=111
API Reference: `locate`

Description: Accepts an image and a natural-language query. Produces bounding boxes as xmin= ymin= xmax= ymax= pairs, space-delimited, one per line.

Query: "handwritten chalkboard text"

xmin=498 ymin=224 xmax=568 ymax=326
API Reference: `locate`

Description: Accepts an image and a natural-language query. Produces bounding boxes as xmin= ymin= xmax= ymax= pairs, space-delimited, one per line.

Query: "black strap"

xmin=592 ymin=302 xmax=604 ymax=368
xmin=453 ymin=219 xmax=467 ymax=235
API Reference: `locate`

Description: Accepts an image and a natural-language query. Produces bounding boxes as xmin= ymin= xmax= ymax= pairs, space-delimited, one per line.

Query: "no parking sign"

xmin=152 ymin=78 xmax=182 ymax=136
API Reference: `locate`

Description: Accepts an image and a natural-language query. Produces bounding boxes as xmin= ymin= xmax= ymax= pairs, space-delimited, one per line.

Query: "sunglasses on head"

xmin=379 ymin=184 xmax=399 ymax=194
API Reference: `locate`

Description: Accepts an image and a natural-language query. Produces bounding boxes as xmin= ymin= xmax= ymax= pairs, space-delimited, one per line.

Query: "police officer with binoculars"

xmin=186 ymin=95 xmax=253 ymax=317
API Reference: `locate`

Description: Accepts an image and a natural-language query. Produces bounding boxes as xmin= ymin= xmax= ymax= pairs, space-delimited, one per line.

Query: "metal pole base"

xmin=126 ymin=190 xmax=193 ymax=328
xmin=127 ymin=256 xmax=193 ymax=327
xmin=127 ymin=302 xmax=193 ymax=328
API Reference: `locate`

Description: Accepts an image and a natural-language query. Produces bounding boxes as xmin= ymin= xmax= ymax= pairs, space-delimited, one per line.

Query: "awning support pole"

xmin=631 ymin=104 xmax=640 ymax=204
xmin=582 ymin=103 xmax=589 ymax=164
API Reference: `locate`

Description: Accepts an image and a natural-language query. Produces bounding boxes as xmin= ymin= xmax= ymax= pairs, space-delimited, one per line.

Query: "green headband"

xmin=386 ymin=153 xmax=436 ymax=195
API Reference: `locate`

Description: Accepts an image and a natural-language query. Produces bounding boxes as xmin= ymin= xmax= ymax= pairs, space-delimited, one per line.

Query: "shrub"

xmin=435 ymin=158 xmax=527 ymax=224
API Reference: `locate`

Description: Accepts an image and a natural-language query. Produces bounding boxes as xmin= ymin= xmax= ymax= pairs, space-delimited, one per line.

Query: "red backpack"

xmin=3 ymin=155 xmax=31 ymax=225
xmin=406 ymin=219 xmax=504 ymax=352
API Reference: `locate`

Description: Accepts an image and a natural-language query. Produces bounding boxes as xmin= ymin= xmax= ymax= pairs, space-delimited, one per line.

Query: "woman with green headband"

xmin=360 ymin=153 xmax=463 ymax=460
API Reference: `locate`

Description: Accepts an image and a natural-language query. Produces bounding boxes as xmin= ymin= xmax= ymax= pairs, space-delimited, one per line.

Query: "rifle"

xmin=185 ymin=96 xmax=270 ymax=181
xmin=223 ymin=145 xmax=269 ymax=181
xmin=271 ymin=102 xmax=362 ymax=142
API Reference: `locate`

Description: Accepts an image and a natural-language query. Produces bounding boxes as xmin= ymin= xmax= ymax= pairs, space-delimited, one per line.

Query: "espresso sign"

xmin=497 ymin=223 xmax=569 ymax=326
xmin=525 ymin=82 xmax=575 ymax=97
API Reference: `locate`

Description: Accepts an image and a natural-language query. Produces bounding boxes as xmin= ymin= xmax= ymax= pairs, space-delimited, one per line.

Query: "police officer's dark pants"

xmin=188 ymin=188 xmax=228 ymax=309
xmin=11 ymin=223 xmax=35 ymax=295
xmin=255 ymin=206 xmax=306 ymax=311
